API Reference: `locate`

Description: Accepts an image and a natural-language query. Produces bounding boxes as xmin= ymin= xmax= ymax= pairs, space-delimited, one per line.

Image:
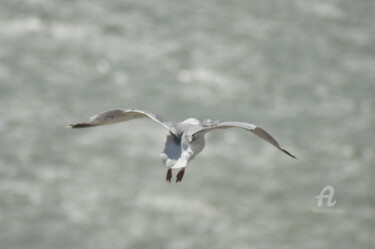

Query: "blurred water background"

xmin=0 ymin=0 xmax=374 ymax=248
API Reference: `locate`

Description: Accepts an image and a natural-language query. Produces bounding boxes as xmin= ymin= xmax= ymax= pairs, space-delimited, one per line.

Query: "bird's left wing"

xmin=193 ymin=122 xmax=296 ymax=159
xmin=68 ymin=109 xmax=177 ymax=134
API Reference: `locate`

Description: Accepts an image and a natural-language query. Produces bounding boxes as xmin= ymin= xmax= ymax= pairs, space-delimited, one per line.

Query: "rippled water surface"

xmin=1 ymin=1 xmax=374 ymax=248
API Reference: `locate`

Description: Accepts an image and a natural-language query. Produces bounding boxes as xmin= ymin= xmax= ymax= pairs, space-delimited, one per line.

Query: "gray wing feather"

xmin=194 ymin=122 xmax=296 ymax=159
xmin=68 ymin=109 xmax=177 ymax=134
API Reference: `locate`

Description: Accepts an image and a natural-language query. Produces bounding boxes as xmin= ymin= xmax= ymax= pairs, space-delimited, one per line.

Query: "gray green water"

xmin=0 ymin=0 xmax=374 ymax=248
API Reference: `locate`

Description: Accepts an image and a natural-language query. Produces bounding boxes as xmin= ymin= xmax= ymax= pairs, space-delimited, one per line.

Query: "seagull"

xmin=68 ymin=109 xmax=296 ymax=183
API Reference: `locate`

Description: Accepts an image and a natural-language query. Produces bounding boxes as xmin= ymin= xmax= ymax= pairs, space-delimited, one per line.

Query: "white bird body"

xmin=69 ymin=109 xmax=296 ymax=182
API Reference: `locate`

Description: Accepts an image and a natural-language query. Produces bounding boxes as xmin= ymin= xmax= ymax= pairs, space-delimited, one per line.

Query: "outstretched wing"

xmin=68 ymin=109 xmax=177 ymax=134
xmin=194 ymin=122 xmax=296 ymax=159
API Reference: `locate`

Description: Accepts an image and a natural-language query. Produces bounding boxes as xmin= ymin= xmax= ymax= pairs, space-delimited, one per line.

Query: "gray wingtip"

xmin=67 ymin=123 xmax=97 ymax=128
xmin=281 ymin=149 xmax=297 ymax=159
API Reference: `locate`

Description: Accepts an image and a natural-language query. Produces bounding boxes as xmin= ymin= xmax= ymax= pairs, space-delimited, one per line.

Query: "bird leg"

xmin=176 ymin=169 xmax=185 ymax=183
xmin=166 ymin=169 xmax=172 ymax=183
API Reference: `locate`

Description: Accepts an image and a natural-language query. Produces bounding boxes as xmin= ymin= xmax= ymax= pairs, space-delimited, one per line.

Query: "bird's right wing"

xmin=193 ymin=122 xmax=296 ymax=159
xmin=68 ymin=109 xmax=177 ymax=134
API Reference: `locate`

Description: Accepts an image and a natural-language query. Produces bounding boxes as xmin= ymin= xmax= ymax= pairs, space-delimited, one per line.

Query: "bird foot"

xmin=176 ymin=169 xmax=185 ymax=183
xmin=166 ymin=169 xmax=172 ymax=183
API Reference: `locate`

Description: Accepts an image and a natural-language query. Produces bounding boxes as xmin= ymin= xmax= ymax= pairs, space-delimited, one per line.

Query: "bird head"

xmin=182 ymin=118 xmax=200 ymax=125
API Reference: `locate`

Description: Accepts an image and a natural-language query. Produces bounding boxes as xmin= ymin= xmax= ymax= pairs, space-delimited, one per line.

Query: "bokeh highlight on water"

xmin=0 ymin=1 xmax=374 ymax=248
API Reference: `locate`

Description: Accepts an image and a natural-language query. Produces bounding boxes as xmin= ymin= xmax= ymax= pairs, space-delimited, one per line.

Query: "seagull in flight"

xmin=68 ymin=109 xmax=296 ymax=183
